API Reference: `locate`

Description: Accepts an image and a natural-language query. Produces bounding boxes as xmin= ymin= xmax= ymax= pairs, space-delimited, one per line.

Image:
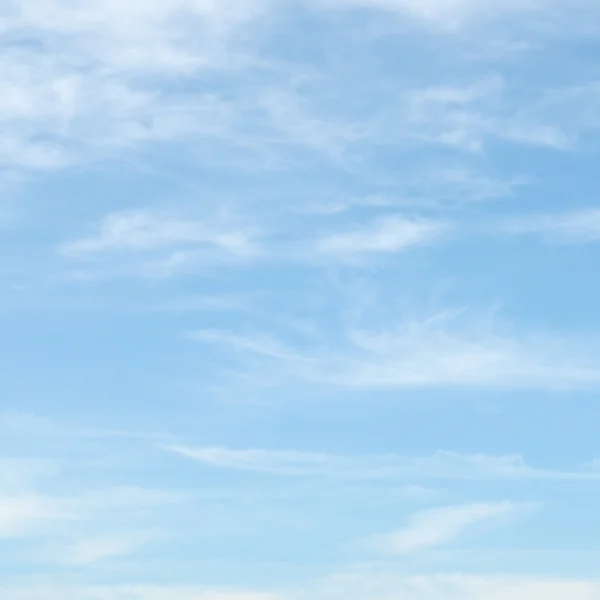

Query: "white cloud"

xmin=59 ymin=532 xmax=157 ymax=565
xmin=507 ymin=208 xmax=600 ymax=244
xmin=6 ymin=572 xmax=600 ymax=600
xmin=320 ymin=0 xmax=500 ymax=27
xmin=1 ymin=0 xmax=266 ymax=75
xmin=0 ymin=0 xmax=271 ymax=172
xmin=380 ymin=76 xmax=503 ymax=152
xmin=320 ymin=0 xmax=592 ymax=33
xmin=0 ymin=482 xmax=182 ymax=543
xmin=191 ymin=310 xmax=600 ymax=390
xmin=0 ymin=439 xmax=182 ymax=554
xmin=0 ymin=51 xmax=154 ymax=169
xmin=2 ymin=583 xmax=279 ymax=600
xmin=417 ymin=168 xmax=522 ymax=205
xmin=366 ymin=502 xmax=521 ymax=554
xmin=325 ymin=323 xmax=600 ymax=389
xmin=59 ymin=209 xmax=261 ymax=277
xmin=0 ymin=0 xmax=596 ymax=179
xmin=0 ymin=459 xmax=60 ymax=492
xmin=409 ymin=76 xmax=506 ymax=109
xmin=0 ymin=493 xmax=70 ymax=538
xmin=301 ymin=572 xmax=600 ymax=600
xmin=400 ymin=75 xmax=574 ymax=152
xmin=164 ymin=445 xmax=600 ymax=482
xmin=316 ymin=216 xmax=449 ymax=262
xmin=0 ymin=0 xmax=598 ymax=191
xmin=146 ymin=293 xmax=256 ymax=314
xmin=61 ymin=210 xmax=257 ymax=256
xmin=71 ymin=486 xmax=182 ymax=513
xmin=313 ymin=168 xmax=522 ymax=212
xmin=189 ymin=330 xmax=302 ymax=361
xmin=165 ymin=445 xmax=332 ymax=475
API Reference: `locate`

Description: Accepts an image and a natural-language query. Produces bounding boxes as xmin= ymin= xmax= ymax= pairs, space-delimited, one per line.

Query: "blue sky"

xmin=3 ymin=0 xmax=600 ymax=598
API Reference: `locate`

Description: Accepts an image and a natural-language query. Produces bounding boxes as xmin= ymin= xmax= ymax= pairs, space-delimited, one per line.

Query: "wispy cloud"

xmin=0 ymin=493 xmax=69 ymax=538
xmin=189 ymin=330 xmax=303 ymax=361
xmin=61 ymin=209 xmax=259 ymax=257
xmin=401 ymin=74 xmax=574 ymax=152
xmin=0 ymin=0 xmax=270 ymax=172
xmin=325 ymin=324 xmax=600 ymax=389
xmin=1 ymin=414 xmax=599 ymax=597
xmin=1 ymin=582 xmax=279 ymax=600
xmin=316 ymin=216 xmax=449 ymax=263
xmin=0 ymin=435 xmax=182 ymax=557
xmin=1 ymin=0 xmax=597 ymax=182
xmin=0 ymin=483 xmax=180 ymax=543
xmin=365 ymin=501 xmax=522 ymax=554
xmin=59 ymin=209 xmax=261 ymax=277
xmin=3 ymin=0 xmax=267 ymax=73
xmin=191 ymin=310 xmax=600 ymax=390
xmin=7 ymin=571 xmax=600 ymax=600
xmin=298 ymin=167 xmax=521 ymax=213
xmin=4 ymin=0 xmax=600 ymax=595
xmin=164 ymin=445 xmax=600 ymax=482
xmin=324 ymin=0 xmax=522 ymax=26
xmin=412 ymin=168 xmax=523 ymax=206
xmin=321 ymin=0 xmax=598 ymax=37
xmin=0 ymin=458 xmax=59 ymax=492
xmin=301 ymin=571 xmax=600 ymax=600
xmin=507 ymin=208 xmax=600 ymax=244
xmin=165 ymin=446 xmax=331 ymax=475
xmin=58 ymin=531 xmax=158 ymax=566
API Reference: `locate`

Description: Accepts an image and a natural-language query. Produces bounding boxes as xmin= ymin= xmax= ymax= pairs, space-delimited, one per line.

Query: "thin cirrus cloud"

xmin=191 ymin=311 xmax=600 ymax=390
xmin=59 ymin=209 xmax=261 ymax=277
xmin=0 ymin=0 xmax=270 ymax=172
xmin=163 ymin=444 xmax=600 ymax=482
xmin=299 ymin=572 xmax=600 ymax=600
xmin=5 ymin=575 xmax=600 ymax=600
xmin=322 ymin=0 xmax=594 ymax=33
xmin=189 ymin=329 xmax=303 ymax=362
xmin=1 ymin=0 xmax=267 ymax=81
xmin=402 ymin=75 xmax=573 ymax=153
xmin=0 ymin=1 xmax=595 ymax=178
xmin=0 ymin=461 xmax=71 ymax=538
xmin=506 ymin=208 xmax=600 ymax=244
xmin=0 ymin=485 xmax=179 ymax=542
xmin=60 ymin=210 xmax=259 ymax=257
xmin=0 ymin=458 xmax=59 ymax=492
xmin=5 ymin=1 xmax=600 ymax=598
xmin=2 ymin=413 xmax=600 ymax=599
xmin=1 ymin=582 xmax=279 ymax=600
xmin=0 ymin=494 xmax=69 ymax=539
xmin=317 ymin=0 xmax=498 ymax=26
xmin=0 ymin=450 xmax=183 ymax=557
xmin=59 ymin=532 xmax=158 ymax=566
xmin=324 ymin=325 xmax=600 ymax=389
xmin=316 ymin=216 xmax=449 ymax=262
xmin=164 ymin=445 xmax=332 ymax=476
xmin=365 ymin=501 xmax=523 ymax=554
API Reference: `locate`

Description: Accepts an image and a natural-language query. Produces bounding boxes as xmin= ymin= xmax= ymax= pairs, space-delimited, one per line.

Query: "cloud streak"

xmin=59 ymin=531 xmax=158 ymax=566
xmin=1 ymin=0 xmax=598 ymax=181
xmin=164 ymin=445 xmax=600 ymax=482
xmin=316 ymin=216 xmax=449 ymax=262
xmin=190 ymin=310 xmax=600 ymax=390
xmin=60 ymin=209 xmax=261 ymax=278
xmin=507 ymin=208 xmax=600 ymax=244
xmin=0 ymin=493 xmax=70 ymax=538
xmin=366 ymin=501 xmax=522 ymax=554
xmin=301 ymin=571 xmax=600 ymax=600
xmin=5 ymin=572 xmax=600 ymax=600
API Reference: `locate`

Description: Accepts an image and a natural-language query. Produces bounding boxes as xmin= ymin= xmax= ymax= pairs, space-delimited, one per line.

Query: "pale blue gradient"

xmin=2 ymin=1 xmax=600 ymax=599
